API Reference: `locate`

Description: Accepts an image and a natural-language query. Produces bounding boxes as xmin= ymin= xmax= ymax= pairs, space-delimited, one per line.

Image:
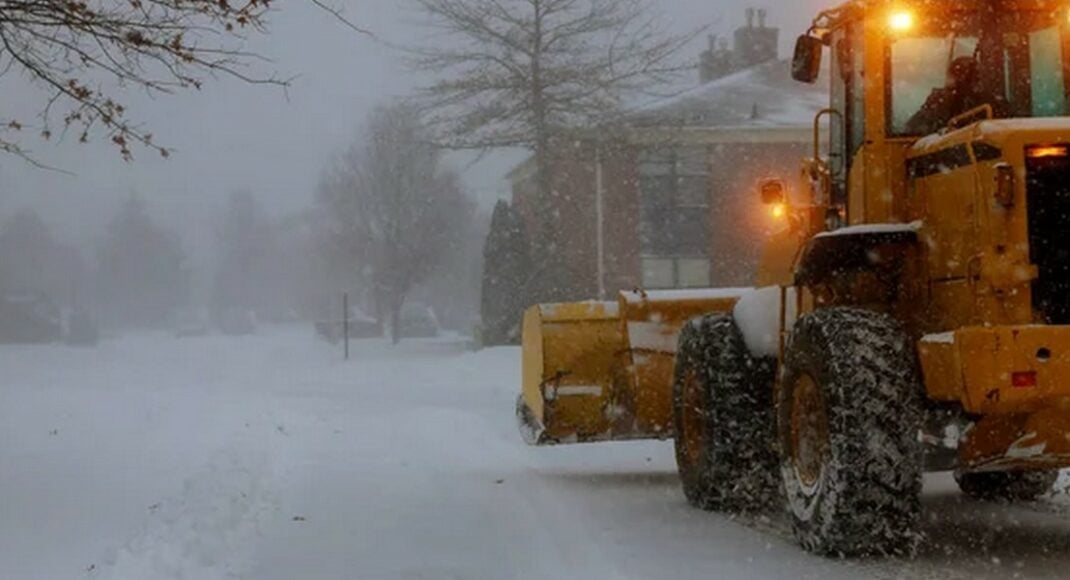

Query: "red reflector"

xmin=1012 ymin=372 xmax=1038 ymax=389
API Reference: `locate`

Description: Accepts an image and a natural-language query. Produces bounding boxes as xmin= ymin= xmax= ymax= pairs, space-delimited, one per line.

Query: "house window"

xmin=642 ymin=257 xmax=711 ymax=289
xmin=638 ymin=147 xmax=711 ymax=289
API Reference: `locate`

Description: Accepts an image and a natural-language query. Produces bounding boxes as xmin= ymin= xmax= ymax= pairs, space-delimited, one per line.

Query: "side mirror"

xmin=792 ymin=35 xmax=823 ymax=84
xmin=760 ymin=179 xmax=787 ymax=205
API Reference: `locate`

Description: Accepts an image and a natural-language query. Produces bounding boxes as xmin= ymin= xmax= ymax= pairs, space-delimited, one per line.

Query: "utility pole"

xmin=595 ymin=141 xmax=606 ymax=300
xmin=343 ymin=292 xmax=350 ymax=360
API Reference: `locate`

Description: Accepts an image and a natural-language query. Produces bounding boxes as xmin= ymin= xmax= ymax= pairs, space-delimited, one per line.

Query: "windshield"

xmin=889 ymin=8 xmax=1070 ymax=136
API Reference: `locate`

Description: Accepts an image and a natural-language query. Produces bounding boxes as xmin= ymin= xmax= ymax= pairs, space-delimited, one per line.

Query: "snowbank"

xmin=733 ymin=287 xmax=797 ymax=358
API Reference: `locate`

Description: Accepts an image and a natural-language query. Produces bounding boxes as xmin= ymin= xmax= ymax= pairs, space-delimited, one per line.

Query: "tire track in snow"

xmin=404 ymin=405 xmax=634 ymax=580
xmin=88 ymin=419 xmax=286 ymax=580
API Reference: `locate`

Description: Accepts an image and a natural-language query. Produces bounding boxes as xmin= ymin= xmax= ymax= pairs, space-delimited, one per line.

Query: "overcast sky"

xmin=0 ymin=0 xmax=829 ymax=247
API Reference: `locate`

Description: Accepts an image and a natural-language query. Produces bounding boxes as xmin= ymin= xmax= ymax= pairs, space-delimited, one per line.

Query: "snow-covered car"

xmin=0 ymin=292 xmax=62 ymax=344
xmin=64 ymin=309 xmax=100 ymax=346
xmin=173 ymin=309 xmax=212 ymax=338
xmin=315 ymin=308 xmax=381 ymax=344
xmin=399 ymin=303 xmax=440 ymax=339
xmin=217 ymin=309 xmax=258 ymax=336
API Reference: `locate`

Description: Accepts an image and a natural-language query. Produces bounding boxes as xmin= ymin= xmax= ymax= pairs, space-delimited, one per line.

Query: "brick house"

xmin=508 ymin=11 xmax=826 ymax=299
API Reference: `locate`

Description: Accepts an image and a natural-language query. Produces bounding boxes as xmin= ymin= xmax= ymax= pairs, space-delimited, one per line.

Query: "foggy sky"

xmin=0 ymin=0 xmax=829 ymax=248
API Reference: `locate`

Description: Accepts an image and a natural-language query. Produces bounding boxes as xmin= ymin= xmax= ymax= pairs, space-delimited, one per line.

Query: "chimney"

xmin=734 ymin=7 xmax=779 ymax=69
xmin=699 ymin=33 xmax=734 ymax=83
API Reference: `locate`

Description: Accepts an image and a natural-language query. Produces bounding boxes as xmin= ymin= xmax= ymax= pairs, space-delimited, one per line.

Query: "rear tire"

xmin=777 ymin=308 xmax=923 ymax=557
xmin=956 ymin=470 xmax=1057 ymax=501
xmin=672 ymin=314 xmax=777 ymax=512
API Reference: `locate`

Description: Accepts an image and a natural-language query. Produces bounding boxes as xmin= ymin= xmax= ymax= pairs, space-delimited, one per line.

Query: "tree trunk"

xmin=527 ymin=0 xmax=567 ymax=305
xmin=390 ymin=300 xmax=403 ymax=345
xmin=372 ymin=284 xmax=388 ymax=337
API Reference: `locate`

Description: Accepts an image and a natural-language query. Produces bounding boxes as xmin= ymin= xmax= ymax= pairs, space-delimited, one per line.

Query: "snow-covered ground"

xmin=4 ymin=327 xmax=1070 ymax=580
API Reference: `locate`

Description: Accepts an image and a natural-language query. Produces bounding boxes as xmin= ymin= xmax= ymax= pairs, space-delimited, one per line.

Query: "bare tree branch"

xmin=0 ymin=0 xmax=369 ymax=164
xmin=409 ymin=0 xmax=699 ymax=152
xmin=310 ymin=0 xmax=375 ymax=38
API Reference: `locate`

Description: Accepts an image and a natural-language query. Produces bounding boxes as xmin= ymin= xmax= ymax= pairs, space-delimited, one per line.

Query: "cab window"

xmin=1031 ymin=26 xmax=1067 ymax=116
xmin=887 ymin=10 xmax=1070 ymax=137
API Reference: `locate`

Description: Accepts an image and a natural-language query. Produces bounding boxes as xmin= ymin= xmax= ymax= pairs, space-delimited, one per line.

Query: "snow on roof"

xmin=626 ymin=60 xmax=828 ymax=130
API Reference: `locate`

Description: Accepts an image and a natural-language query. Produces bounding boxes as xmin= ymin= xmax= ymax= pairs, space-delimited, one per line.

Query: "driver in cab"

xmin=905 ymin=56 xmax=987 ymax=136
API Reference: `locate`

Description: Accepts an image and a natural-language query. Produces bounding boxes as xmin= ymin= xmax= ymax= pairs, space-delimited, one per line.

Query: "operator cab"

xmin=791 ymin=0 xmax=1070 ymax=227
xmin=784 ymin=0 xmax=1070 ymax=330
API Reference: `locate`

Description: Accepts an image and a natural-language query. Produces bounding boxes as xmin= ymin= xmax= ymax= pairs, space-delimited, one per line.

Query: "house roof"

xmin=625 ymin=59 xmax=828 ymax=130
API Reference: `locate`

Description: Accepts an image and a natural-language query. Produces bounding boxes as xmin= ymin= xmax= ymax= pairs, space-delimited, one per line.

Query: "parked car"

xmin=174 ymin=309 xmax=212 ymax=338
xmin=65 ymin=309 xmax=100 ymax=346
xmin=400 ymin=303 xmax=440 ymax=339
xmin=218 ymin=309 xmax=257 ymax=336
xmin=315 ymin=308 xmax=381 ymax=345
xmin=0 ymin=292 xmax=62 ymax=344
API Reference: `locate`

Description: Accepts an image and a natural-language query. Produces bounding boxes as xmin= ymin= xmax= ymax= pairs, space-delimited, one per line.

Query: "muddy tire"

xmin=777 ymin=308 xmax=923 ymax=557
xmin=672 ymin=314 xmax=778 ymax=512
xmin=956 ymin=470 xmax=1058 ymax=501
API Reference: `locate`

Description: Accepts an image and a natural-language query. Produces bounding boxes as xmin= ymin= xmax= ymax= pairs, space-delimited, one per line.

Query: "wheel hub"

xmin=791 ymin=373 xmax=830 ymax=489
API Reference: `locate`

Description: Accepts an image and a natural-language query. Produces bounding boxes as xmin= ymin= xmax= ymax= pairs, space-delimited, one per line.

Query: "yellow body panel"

xmin=754 ymin=225 xmax=808 ymax=288
xmin=903 ymin=122 xmax=1070 ymax=334
xmin=960 ymin=409 xmax=1070 ymax=472
xmin=919 ymin=326 xmax=1070 ymax=414
xmin=519 ymin=291 xmax=742 ymax=445
xmin=615 ymin=290 xmax=745 ymax=437
xmin=520 ymin=302 xmax=624 ymax=444
xmin=916 ymin=337 xmax=963 ymax=403
xmin=918 ymin=325 xmax=1070 ymax=469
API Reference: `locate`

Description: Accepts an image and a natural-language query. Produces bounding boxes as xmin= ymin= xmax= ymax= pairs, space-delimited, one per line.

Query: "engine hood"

xmin=909 ymin=118 xmax=1070 ymax=162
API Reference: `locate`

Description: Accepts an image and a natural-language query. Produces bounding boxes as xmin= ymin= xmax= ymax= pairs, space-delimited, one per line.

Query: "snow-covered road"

xmin=4 ymin=327 xmax=1070 ymax=579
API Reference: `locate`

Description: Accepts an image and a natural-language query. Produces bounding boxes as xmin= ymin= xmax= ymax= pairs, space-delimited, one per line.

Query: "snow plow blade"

xmin=518 ymin=289 xmax=746 ymax=446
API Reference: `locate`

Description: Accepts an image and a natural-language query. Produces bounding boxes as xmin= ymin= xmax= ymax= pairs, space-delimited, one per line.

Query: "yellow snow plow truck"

xmin=517 ymin=0 xmax=1070 ymax=556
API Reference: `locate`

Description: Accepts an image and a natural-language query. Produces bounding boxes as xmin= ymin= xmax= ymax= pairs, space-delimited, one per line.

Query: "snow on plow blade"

xmin=518 ymin=289 xmax=746 ymax=446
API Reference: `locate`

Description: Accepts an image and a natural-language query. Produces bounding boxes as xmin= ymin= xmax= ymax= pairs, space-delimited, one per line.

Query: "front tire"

xmin=956 ymin=470 xmax=1057 ymax=501
xmin=777 ymin=308 xmax=923 ymax=557
xmin=672 ymin=314 xmax=777 ymax=512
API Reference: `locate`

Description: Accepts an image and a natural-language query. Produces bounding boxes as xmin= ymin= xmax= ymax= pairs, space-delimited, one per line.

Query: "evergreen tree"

xmin=480 ymin=201 xmax=532 ymax=346
xmin=97 ymin=196 xmax=190 ymax=328
xmin=0 ymin=209 xmax=86 ymax=306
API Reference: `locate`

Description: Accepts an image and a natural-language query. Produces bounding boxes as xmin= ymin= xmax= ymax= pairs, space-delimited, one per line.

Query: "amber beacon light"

xmin=889 ymin=10 xmax=914 ymax=32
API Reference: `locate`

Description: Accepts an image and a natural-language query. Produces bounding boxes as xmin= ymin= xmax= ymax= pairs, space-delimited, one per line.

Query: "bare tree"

xmin=410 ymin=0 xmax=696 ymax=300
xmin=0 ymin=0 xmax=362 ymax=163
xmin=317 ymin=102 xmax=473 ymax=343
